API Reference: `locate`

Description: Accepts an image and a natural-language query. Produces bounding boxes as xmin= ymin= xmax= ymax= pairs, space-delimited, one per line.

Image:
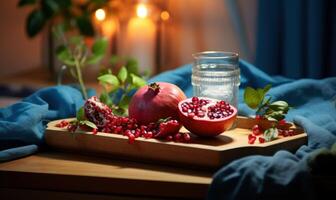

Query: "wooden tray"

xmin=45 ymin=117 xmax=307 ymax=169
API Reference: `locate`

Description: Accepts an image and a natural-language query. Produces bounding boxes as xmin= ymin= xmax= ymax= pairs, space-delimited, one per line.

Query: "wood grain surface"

xmin=0 ymin=151 xmax=212 ymax=199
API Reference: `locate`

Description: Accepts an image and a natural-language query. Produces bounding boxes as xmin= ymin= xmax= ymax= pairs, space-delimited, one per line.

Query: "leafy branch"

xmin=98 ymin=63 xmax=146 ymax=116
xmin=244 ymin=84 xmax=290 ymax=121
xmin=54 ymin=29 xmax=108 ymax=99
xmin=244 ymin=84 xmax=292 ymax=142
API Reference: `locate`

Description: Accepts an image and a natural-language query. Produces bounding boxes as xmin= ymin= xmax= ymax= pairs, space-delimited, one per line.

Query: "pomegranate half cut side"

xmin=178 ymin=97 xmax=237 ymax=137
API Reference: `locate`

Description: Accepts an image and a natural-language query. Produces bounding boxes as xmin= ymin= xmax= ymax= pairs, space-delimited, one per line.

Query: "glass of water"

xmin=192 ymin=51 xmax=240 ymax=109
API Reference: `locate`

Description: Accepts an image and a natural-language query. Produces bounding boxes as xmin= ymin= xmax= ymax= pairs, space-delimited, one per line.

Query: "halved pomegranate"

xmin=178 ymin=97 xmax=237 ymax=137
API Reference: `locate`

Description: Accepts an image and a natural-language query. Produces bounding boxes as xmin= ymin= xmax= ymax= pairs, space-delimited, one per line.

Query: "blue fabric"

xmin=150 ymin=60 xmax=336 ymax=198
xmin=0 ymin=86 xmax=85 ymax=161
xmin=256 ymin=0 xmax=336 ymax=78
xmin=0 ymin=60 xmax=335 ymax=198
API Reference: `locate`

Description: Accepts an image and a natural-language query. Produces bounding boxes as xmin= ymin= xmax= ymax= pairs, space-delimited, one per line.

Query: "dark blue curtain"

xmin=256 ymin=0 xmax=336 ymax=78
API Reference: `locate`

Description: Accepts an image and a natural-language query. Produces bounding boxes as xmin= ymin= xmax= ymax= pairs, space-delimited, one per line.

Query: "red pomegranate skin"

xmin=178 ymin=97 xmax=237 ymax=137
xmin=129 ymin=82 xmax=187 ymax=125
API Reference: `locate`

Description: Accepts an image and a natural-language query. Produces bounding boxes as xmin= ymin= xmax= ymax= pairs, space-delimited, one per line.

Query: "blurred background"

xmin=0 ymin=0 xmax=335 ymax=106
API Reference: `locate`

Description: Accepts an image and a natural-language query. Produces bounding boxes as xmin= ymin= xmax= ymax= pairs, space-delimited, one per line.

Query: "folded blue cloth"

xmin=0 ymin=86 xmax=85 ymax=161
xmin=1 ymin=60 xmax=335 ymax=198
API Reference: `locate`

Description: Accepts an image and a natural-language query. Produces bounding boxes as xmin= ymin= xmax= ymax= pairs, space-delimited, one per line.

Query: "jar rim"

xmin=192 ymin=51 xmax=239 ymax=59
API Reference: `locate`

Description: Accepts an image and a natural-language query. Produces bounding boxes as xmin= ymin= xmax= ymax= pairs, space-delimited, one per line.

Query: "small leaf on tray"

xmin=76 ymin=107 xmax=85 ymax=121
xmin=264 ymin=127 xmax=278 ymax=142
xmin=79 ymin=120 xmax=97 ymax=129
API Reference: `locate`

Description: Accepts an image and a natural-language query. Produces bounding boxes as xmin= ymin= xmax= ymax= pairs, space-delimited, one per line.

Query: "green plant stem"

xmin=75 ymin=59 xmax=88 ymax=99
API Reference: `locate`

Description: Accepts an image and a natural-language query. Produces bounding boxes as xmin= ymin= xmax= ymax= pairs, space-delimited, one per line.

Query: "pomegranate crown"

xmin=148 ymin=82 xmax=161 ymax=93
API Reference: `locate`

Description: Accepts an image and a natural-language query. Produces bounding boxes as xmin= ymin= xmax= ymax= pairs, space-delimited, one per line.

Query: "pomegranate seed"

xmin=124 ymin=130 xmax=131 ymax=136
xmin=279 ymin=119 xmax=286 ymax=126
xmin=166 ymin=135 xmax=173 ymax=141
xmin=128 ymin=133 xmax=135 ymax=144
xmin=174 ymin=133 xmax=182 ymax=142
xmin=56 ymin=120 xmax=69 ymax=128
xmin=92 ymin=128 xmax=98 ymax=135
xmin=248 ymin=136 xmax=256 ymax=144
xmin=248 ymin=134 xmax=255 ymax=140
xmin=252 ymin=125 xmax=261 ymax=135
xmin=134 ymin=129 xmax=141 ymax=137
xmin=183 ymin=133 xmax=191 ymax=142
xmin=188 ymin=113 xmax=195 ymax=118
xmin=115 ymin=126 xmax=123 ymax=134
xmin=255 ymin=115 xmax=263 ymax=120
xmin=192 ymin=96 xmax=199 ymax=102
xmin=288 ymin=130 xmax=294 ymax=136
xmin=259 ymin=137 xmax=265 ymax=143
xmin=282 ymin=130 xmax=289 ymax=137
xmin=67 ymin=124 xmax=77 ymax=132
xmin=146 ymin=131 xmax=153 ymax=138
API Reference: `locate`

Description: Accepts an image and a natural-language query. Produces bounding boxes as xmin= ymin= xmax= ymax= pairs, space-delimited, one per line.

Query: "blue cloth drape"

xmin=1 ymin=60 xmax=335 ymax=198
xmin=256 ymin=0 xmax=336 ymax=78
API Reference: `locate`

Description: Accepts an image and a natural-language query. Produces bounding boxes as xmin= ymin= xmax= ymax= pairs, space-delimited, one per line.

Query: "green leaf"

xmin=119 ymin=95 xmax=131 ymax=109
xmin=99 ymin=91 xmax=112 ymax=107
xmin=112 ymin=107 xmax=126 ymax=116
xmin=256 ymin=84 xmax=271 ymax=103
xmin=18 ymin=0 xmax=36 ymax=7
xmin=109 ymin=55 xmax=120 ymax=66
xmin=69 ymin=36 xmax=84 ymax=45
xmin=269 ymin=101 xmax=289 ymax=112
xmin=41 ymin=0 xmax=60 ymax=18
xmin=130 ymin=73 xmax=146 ymax=88
xmin=86 ymin=38 xmax=107 ymax=64
xmin=98 ymin=74 xmax=120 ymax=87
xmin=99 ymin=68 xmax=112 ymax=76
xmin=56 ymin=45 xmax=75 ymax=66
xmin=263 ymin=84 xmax=272 ymax=94
xmin=263 ymin=128 xmax=278 ymax=142
xmin=244 ymin=87 xmax=262 ymax=109
xmin=92 ymin=38 xmax=108 ymax=56
xmin=52 ymin=23 xmax=67 ymax=39
xmin=26 ymin=9 xmax=46 ymax=37
xmin=86 ymin=54 xmax=103 ymax=65
xmin=126 ymin=58 xmax=139 ymax=75
xmin=76 ymin=107 xmax=85 ymax=121
xmin=79 ymin=120 xmax=97 ymax=129
xmin=265 ymin=111 xmax=285 ymax=121
xmin=76 ymin=15 xmax=94 ymax=36
xmin=118 ymin=66 xmax=127 ymax=83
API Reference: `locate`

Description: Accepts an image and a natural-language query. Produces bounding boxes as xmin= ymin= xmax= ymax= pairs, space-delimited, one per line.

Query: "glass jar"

xmin=192 ymin=51 xmax=240 ymax=108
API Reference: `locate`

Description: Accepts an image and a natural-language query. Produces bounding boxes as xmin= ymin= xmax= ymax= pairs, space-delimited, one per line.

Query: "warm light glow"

xmin=95 ymin=9 xmax=106 ymax=21
xmin=102 ymin=19 xmax=117 ymax=37
xmin=136 ymin=4 xmax=148 ymax=18
xmin=160 ymin=11 xmax=170 ymax=21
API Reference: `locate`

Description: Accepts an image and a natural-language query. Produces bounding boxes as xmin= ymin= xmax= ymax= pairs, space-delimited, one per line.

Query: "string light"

xmin=136 ymin=4 xmax=148 ymax=18
xmin=95 ymin=9 xmax=106 ymax=21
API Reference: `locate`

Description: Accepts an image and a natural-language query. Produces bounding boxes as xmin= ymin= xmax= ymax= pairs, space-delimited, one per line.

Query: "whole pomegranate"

xmin=128 ymin=82 xmax=187 ymax=125
xmin=178 ymin=97 xmax=237 ymax=137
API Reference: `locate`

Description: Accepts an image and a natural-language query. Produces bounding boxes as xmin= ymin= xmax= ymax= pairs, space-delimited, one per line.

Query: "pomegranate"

xmin=154 ymin=119 xmax=181 ymax=138
xmin=178 ymin=97 xmax=237 ymax=137
xmin=129 ymin=82 xmax=187 ymax=125
xmin=84 ymin=96 xmax=114 ymax=128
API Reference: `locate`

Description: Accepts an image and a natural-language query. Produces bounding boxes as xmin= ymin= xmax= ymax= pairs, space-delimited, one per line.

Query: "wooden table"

xmin=0 ymin=151 xmax=213 ymax=200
